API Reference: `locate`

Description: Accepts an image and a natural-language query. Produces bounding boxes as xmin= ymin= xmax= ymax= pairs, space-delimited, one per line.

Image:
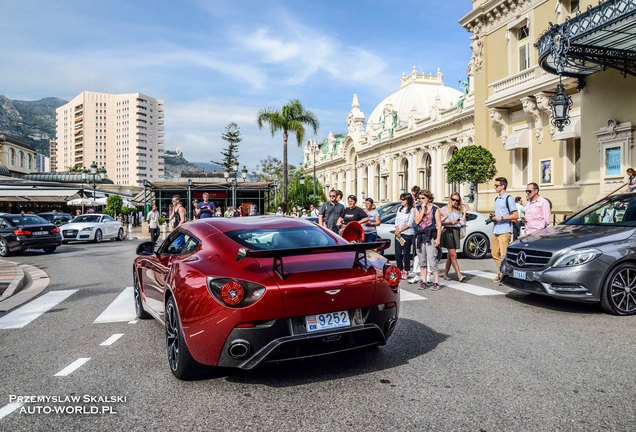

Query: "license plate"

xmin=33 ymin=231 xmax=48 ymax=236
xmin=513 ymin=270 xmax=526 ymax=280
xmin=305 ymin=310 xmax=350 ymax=332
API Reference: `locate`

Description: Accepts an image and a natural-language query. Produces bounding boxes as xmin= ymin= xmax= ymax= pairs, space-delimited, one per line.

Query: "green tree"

xmin=254 ymin=156 xmax=298 ymax=210
xmin=257 ymin=99 xmax=319 ymax=213
xmin=212 ymin=122 xmax=243 ymax=171
xmin=446 ymin=145 xmax=497 ymax=212
xmin=104 ymin=195 xmax=123 ymax=217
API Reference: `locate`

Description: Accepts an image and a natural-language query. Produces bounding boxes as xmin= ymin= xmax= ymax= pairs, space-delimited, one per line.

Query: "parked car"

xmin=502 ymin=192 xmax=636 ymax=316
xmin=61 ymin=213 xmax=124 ymax=243
xmin=37 ymin=212 xmax=74 ymax=226
xmin=376 ymin=208 xmax=492 ymax=259
xmin=133 ymin=216 xmax=401 ymax=379
xmin=0 ymin=213 xmax=62 ymax=256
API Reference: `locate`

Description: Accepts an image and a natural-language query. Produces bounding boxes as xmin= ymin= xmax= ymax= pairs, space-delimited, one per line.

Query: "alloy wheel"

xmin=463 ymin=233 xmax=488 ymax=259
xmin=0 ymin=239 xmax=8 ymax=257
xmin=608 ymin=266 xmax=636 ymax=314
xmin=166 ymin=301 xmax=180 ymax=371
xmin=95 ymin=229 xmax=102 ymax=243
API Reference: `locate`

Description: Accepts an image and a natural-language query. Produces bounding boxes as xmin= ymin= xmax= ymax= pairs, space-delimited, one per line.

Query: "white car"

xmin=376 ymin=210 xmax=493 ymax=259
xmin=61 ymin=213 xmax=124 ymax=243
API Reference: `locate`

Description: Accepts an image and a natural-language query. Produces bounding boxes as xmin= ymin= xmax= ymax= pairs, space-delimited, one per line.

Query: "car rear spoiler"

xmin=236 ymin=240 xmax=390 ymax=280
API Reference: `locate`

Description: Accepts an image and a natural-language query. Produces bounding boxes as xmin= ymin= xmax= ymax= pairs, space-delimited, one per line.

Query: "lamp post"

xmin=299 ymin=175 xmax=305 ymax=210
xmin=84 ymin=161 xmax=106 ymax=210
xmin=312 ymin=141 xmax=317 ymax=204
xmin=187 ymin=178 xmax=192 ymax=220
xmin=224 ymin=161 xmax=248 ymax=210
xmin=273 ymin=178 xmax=279 ymax=211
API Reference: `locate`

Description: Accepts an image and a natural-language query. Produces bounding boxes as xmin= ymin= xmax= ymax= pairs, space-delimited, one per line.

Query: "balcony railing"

xmin=488 ymin=66 xmax=542 ymax=96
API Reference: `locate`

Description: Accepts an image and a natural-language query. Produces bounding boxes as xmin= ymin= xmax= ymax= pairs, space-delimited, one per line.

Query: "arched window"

xmin=402 ymin=159 xmax=409 ymax=193
xmin=26 ymin=154 xmax=32 ymax=170
xmin=423 ymin=154 xmax=432 ymax=190
xmin=9 ymin=148 xmax=15 ymax=166
xmin=18 ymin=151 xmax=24 ymax=168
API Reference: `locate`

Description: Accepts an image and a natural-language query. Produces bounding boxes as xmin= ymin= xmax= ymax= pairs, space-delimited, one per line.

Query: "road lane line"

xmin=400 ymin=290 xmax=427 ymax=301
xmin=93 ymin=287 xmax=136 ymax=323
xmin=100 ymin=333 xmax=124 ymax=346
xmin=0 ymin=402 xmax=23 ymax=420
xmin=128 ymin=320 xmax=138 ymax=324
xmin=0 ymin=290 xmax=78 ymax=329
xmin=54 ymin=358 xmax=91 ymax=377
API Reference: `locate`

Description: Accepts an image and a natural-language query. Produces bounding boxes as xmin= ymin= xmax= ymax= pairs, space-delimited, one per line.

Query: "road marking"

xmin=54 ymin=358 xmax=91 ymax=377
xmin=400 ymin=290 xmax=427 ymax=301
xmin=93 ymin=287 xmax=136 ymax=323
xmin=443 ymin=280 xmax=505 ymax=296
xmin=0 ymin=290 xmax=78 ymax=329
xmin=0 ymin=402 xmax=23 ymax=420
xmin=100 ymin=333 xmax=124 ymax=346
xmin=463 ymin=270 xmax=498 ymax=279
xmin=128 ymin=320 xmax=138 ymax=324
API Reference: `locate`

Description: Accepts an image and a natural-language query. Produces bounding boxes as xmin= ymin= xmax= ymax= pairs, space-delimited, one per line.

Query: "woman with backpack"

xmin=414 ymin=190 xmax=442 ymax=290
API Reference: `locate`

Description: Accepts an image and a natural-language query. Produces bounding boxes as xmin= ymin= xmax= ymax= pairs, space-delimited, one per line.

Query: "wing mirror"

xmin=136 ymin=241 xmax=156 ymax=256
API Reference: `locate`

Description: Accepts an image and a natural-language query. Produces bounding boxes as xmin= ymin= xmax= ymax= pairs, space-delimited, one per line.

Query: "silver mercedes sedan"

xmin=502 ymin=192 xmax=636 ymax=316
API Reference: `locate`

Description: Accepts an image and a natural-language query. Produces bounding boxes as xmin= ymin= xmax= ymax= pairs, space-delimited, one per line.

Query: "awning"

xmin=0 ymin=188 xmax=81 ymax=198
xmin=552 ymin=116 xmax=581 ymax=140
xmin=537 ymin=0 xmax=636 ymax=77
xmin=504 ymin=129 xmax=530 ymax=151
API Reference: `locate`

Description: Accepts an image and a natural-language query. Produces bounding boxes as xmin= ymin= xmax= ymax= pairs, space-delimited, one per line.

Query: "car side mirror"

xmin=136 ymin=241 xmax=156 ymax=256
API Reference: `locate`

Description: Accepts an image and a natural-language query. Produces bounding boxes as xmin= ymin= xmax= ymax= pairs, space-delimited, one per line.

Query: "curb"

xmin=0 ymin=263 xmax=50 ymax=312
xmin=0 ymin=260 xmax=26 ymax=300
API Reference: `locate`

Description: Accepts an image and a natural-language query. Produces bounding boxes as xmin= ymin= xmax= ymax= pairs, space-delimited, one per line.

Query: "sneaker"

xmin=431 ymin=283 xmax=441 ymax=291
xmin=492 ymin=273 xmax=502 ymax=283
xmin=401 ymin=271 xmax=408 ymax=279
xmin=418 ymin=281 xmax=429 ymax=290
xmin=408 ymin=275 xmax=421 ymax=284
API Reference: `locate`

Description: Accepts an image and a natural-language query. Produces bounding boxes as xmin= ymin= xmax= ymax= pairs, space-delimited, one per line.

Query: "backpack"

xmin=498 ymin=195 xmax=518 ymax=224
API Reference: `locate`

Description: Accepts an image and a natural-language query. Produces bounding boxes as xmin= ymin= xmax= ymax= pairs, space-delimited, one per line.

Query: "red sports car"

xmin=133 ymin=216 xmax=401 ymax=379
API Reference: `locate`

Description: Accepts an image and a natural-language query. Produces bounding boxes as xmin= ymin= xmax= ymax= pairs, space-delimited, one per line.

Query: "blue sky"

xmin=0 ymin=0 xmax=473 ymax=172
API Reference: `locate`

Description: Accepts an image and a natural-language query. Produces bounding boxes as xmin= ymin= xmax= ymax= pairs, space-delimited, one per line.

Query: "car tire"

xmin=133 ymin=270 xmax=151 ymax=320
xmin=0 ymin=238 xmax=10 ymax=257
xmin=600 ymin=263 xmax=636 ymax=316
xmin=116 ymin=228 xmax=124 ymax=241
xmin=94 ymin=229 xmax=102 ymax=243
xmin=43 ymin=247 xmax=57 ymax=254
xmin=165 ymin=296 xmax=204 ymax=379
xmin=462 ymin=232 xmax=489 ymax=259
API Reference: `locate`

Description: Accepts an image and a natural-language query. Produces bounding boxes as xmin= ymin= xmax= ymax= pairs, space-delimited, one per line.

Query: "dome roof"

xmin=365 ymin=67 xmax=462 ymax=133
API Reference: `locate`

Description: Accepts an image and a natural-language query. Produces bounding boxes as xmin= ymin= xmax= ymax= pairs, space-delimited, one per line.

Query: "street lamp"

xmin=84 ymin=161 xmax=106 ymax=208
xmin=299 ymin=175 xmax=305 ymax=210
xmin=224 ymin=162 xmax=248 ymax=210
xmin=273 ymin=178 xmax=279 ymax=211
xmin=187 ymin=178 xmax=192 ymax=220
xmin=550 ymin=80 xmax=572 ymax=132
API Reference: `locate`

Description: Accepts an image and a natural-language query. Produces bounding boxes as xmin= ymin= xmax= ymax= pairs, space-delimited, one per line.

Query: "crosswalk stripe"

xmin=0 ymin=402 xmax=23 ymax=420
xmin=0 ymin=290 xmax=78 ymax=329
xmin=463 ymin=269 xmax=498 ymax=279
xmin=400 ymin=290 xmax=427 ymax=301
xmin=100 ymin=333 xmax=124 ymax=346
xmin=443 ymin=279 xmax=505 ymax=296
xmin=93 ymin=287 xmax=136 ymax=323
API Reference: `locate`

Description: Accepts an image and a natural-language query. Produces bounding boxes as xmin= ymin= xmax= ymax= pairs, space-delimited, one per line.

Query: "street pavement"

xmin=0 ymin=237 xmax=634 ymax=431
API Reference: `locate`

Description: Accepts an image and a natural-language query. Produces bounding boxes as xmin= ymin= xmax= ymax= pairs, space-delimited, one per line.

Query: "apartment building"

xmin=53 ymin=91 xmax=165 ymax=186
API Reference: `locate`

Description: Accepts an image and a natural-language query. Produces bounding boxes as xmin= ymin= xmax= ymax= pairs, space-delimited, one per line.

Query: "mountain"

xmin=0 ymin=95 xmax=67 ymax=156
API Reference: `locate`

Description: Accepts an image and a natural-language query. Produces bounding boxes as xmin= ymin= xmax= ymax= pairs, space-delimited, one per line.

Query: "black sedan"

xmin=38 ymin=212 xmax=74 ymax=226
xmin=0 ymin=213 xmax=62 ymax=257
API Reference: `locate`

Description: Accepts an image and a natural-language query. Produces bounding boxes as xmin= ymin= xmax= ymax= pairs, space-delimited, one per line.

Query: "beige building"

xmin=0 ymin=134 xmax=39 ymax=177
xmin=53 ymin=91 xmax=165 ymax=186
xmin=304 ymin=67 xmax=475 ymax=204
xmin=460 ymin=0 xmax=636 ymax=216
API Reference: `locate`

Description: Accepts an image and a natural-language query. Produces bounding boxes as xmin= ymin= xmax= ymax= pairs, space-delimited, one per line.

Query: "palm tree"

xmin=257 ymin=99 xmax=319 ymax=213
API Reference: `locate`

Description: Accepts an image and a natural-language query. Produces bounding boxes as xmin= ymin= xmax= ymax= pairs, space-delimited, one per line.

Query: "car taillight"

xmin=220 ymin=281 xmax=245 ymax=306
xmin=51 ymin=227 xmax=60 ymax=234
xmin=383 ymin=264 xmax=401 ymax=288
xmin=207 ymin=277 xmax=266 ymax=308
xmin=13 ymin=229 xmax=31 ymax=236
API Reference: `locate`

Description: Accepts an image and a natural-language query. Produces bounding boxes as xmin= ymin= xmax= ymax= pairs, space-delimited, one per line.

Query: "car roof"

xmin=184 ymin=215 xmax=319 ymax=236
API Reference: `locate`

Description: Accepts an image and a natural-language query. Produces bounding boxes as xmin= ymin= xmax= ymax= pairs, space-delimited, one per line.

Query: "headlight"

xmin=553 ymin=248 xmax=602 ymax=267
xmin=80 ymin=226 xmax=94 ymax=232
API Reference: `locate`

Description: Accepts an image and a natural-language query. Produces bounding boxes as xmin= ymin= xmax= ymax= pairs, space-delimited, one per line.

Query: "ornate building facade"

xmin=304 ymin=67 xmax=475 ymax=204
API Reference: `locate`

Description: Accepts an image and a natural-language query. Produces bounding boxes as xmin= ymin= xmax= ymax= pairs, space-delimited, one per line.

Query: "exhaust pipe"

xmin=384 ymin=318 xmax=397 ymax=337
xmin=228 ymin=340 xmax=251 ymax=359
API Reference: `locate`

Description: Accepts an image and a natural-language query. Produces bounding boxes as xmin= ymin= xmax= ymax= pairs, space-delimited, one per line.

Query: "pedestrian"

xmin=309 ymin=204 xmax=319 ymax=218
xmin=192 ymin=200 xmax=200 ymax=220
xmin=318 ymin=189 xmax=345 ymax=233
xmin=224 ymin=206 xmax=235 ymax=218
xmin=197 ymin=192 xmax=215 ymax=219
xmin=409 ymin=185 xmax=422 ymax=284
xmin=523 ymin=183 xmax=551 ymax=236
xmin=75 ymin=209 xmax=81 ymax=217
xmin=275 ymin=206 xmax=283 ymax=216
xmin=170 ymin=195 xmax=187 ymax=228
xmin=513 ymin=196 xmax=525 ymax=240
xmin=491 ymin=177 xmax=518 ymax=282
xmin=215 ymin=207 xmax=222 ymax=217
xmin=337 ymin=195 xmax=369 ymax=228
xmin=336 ymin=190 xmax=344 ymax=204
xmin=414 ymin=190 xmax=442 ymax=290
xmin=363 ymin=198 xmax=380 ymax=243
xmin=147 ymin=203 xmax=160 ymax=243
xmin=394 ymin=192 xmax=415 ymax=280
xmin=440 ymin=192 xmax=466 ymax=282
xmin=626 ymin=168 xmax=636 ymax=192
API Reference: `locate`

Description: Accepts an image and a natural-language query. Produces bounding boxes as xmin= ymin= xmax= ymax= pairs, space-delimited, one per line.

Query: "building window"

xmin=517 ymin=25 xmax=531 ymax=71
xmin=569 ymin=0 xmax=580 ymax=14
xmin=18 ymin=151 xmax=24 ymax=168
xmin=565 ymin=138 xmax=581 ymax=183
xmin=606 ymin=147 xmax=621 ymax=176
xmin=513 ymin=148 xmax=528 ymax=187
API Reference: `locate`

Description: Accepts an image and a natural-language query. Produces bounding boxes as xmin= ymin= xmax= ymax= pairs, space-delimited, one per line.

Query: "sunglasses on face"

xmin=494 ymin=184 xmax=501 ymax=187
xmin=526 ymin=189 xmax=535 ymax=193
xmin=451 ymin=198 xmax=460 ymax=203
xmin=329 ymin=195 xmax=336 ymax=198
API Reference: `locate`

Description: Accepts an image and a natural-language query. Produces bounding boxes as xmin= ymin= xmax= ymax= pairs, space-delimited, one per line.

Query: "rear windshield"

xmin=226 ymin=227 xmax=337 ymax=250
xmin=7 ymin=215 xmax=49 ymax=226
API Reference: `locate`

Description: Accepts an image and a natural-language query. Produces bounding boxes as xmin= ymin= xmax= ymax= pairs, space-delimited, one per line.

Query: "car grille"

xmin=502 ymin=276 xmax=546 ymax=293
xmin=63 ymin=229 xmax=78 ymax=238
xmin=506 ymin=247 xmax=552 ymax=269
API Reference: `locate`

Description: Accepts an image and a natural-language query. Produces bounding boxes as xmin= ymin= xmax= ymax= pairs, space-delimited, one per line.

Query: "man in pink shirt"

xmin=523 ymin=182 xmax=551 ymax=235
